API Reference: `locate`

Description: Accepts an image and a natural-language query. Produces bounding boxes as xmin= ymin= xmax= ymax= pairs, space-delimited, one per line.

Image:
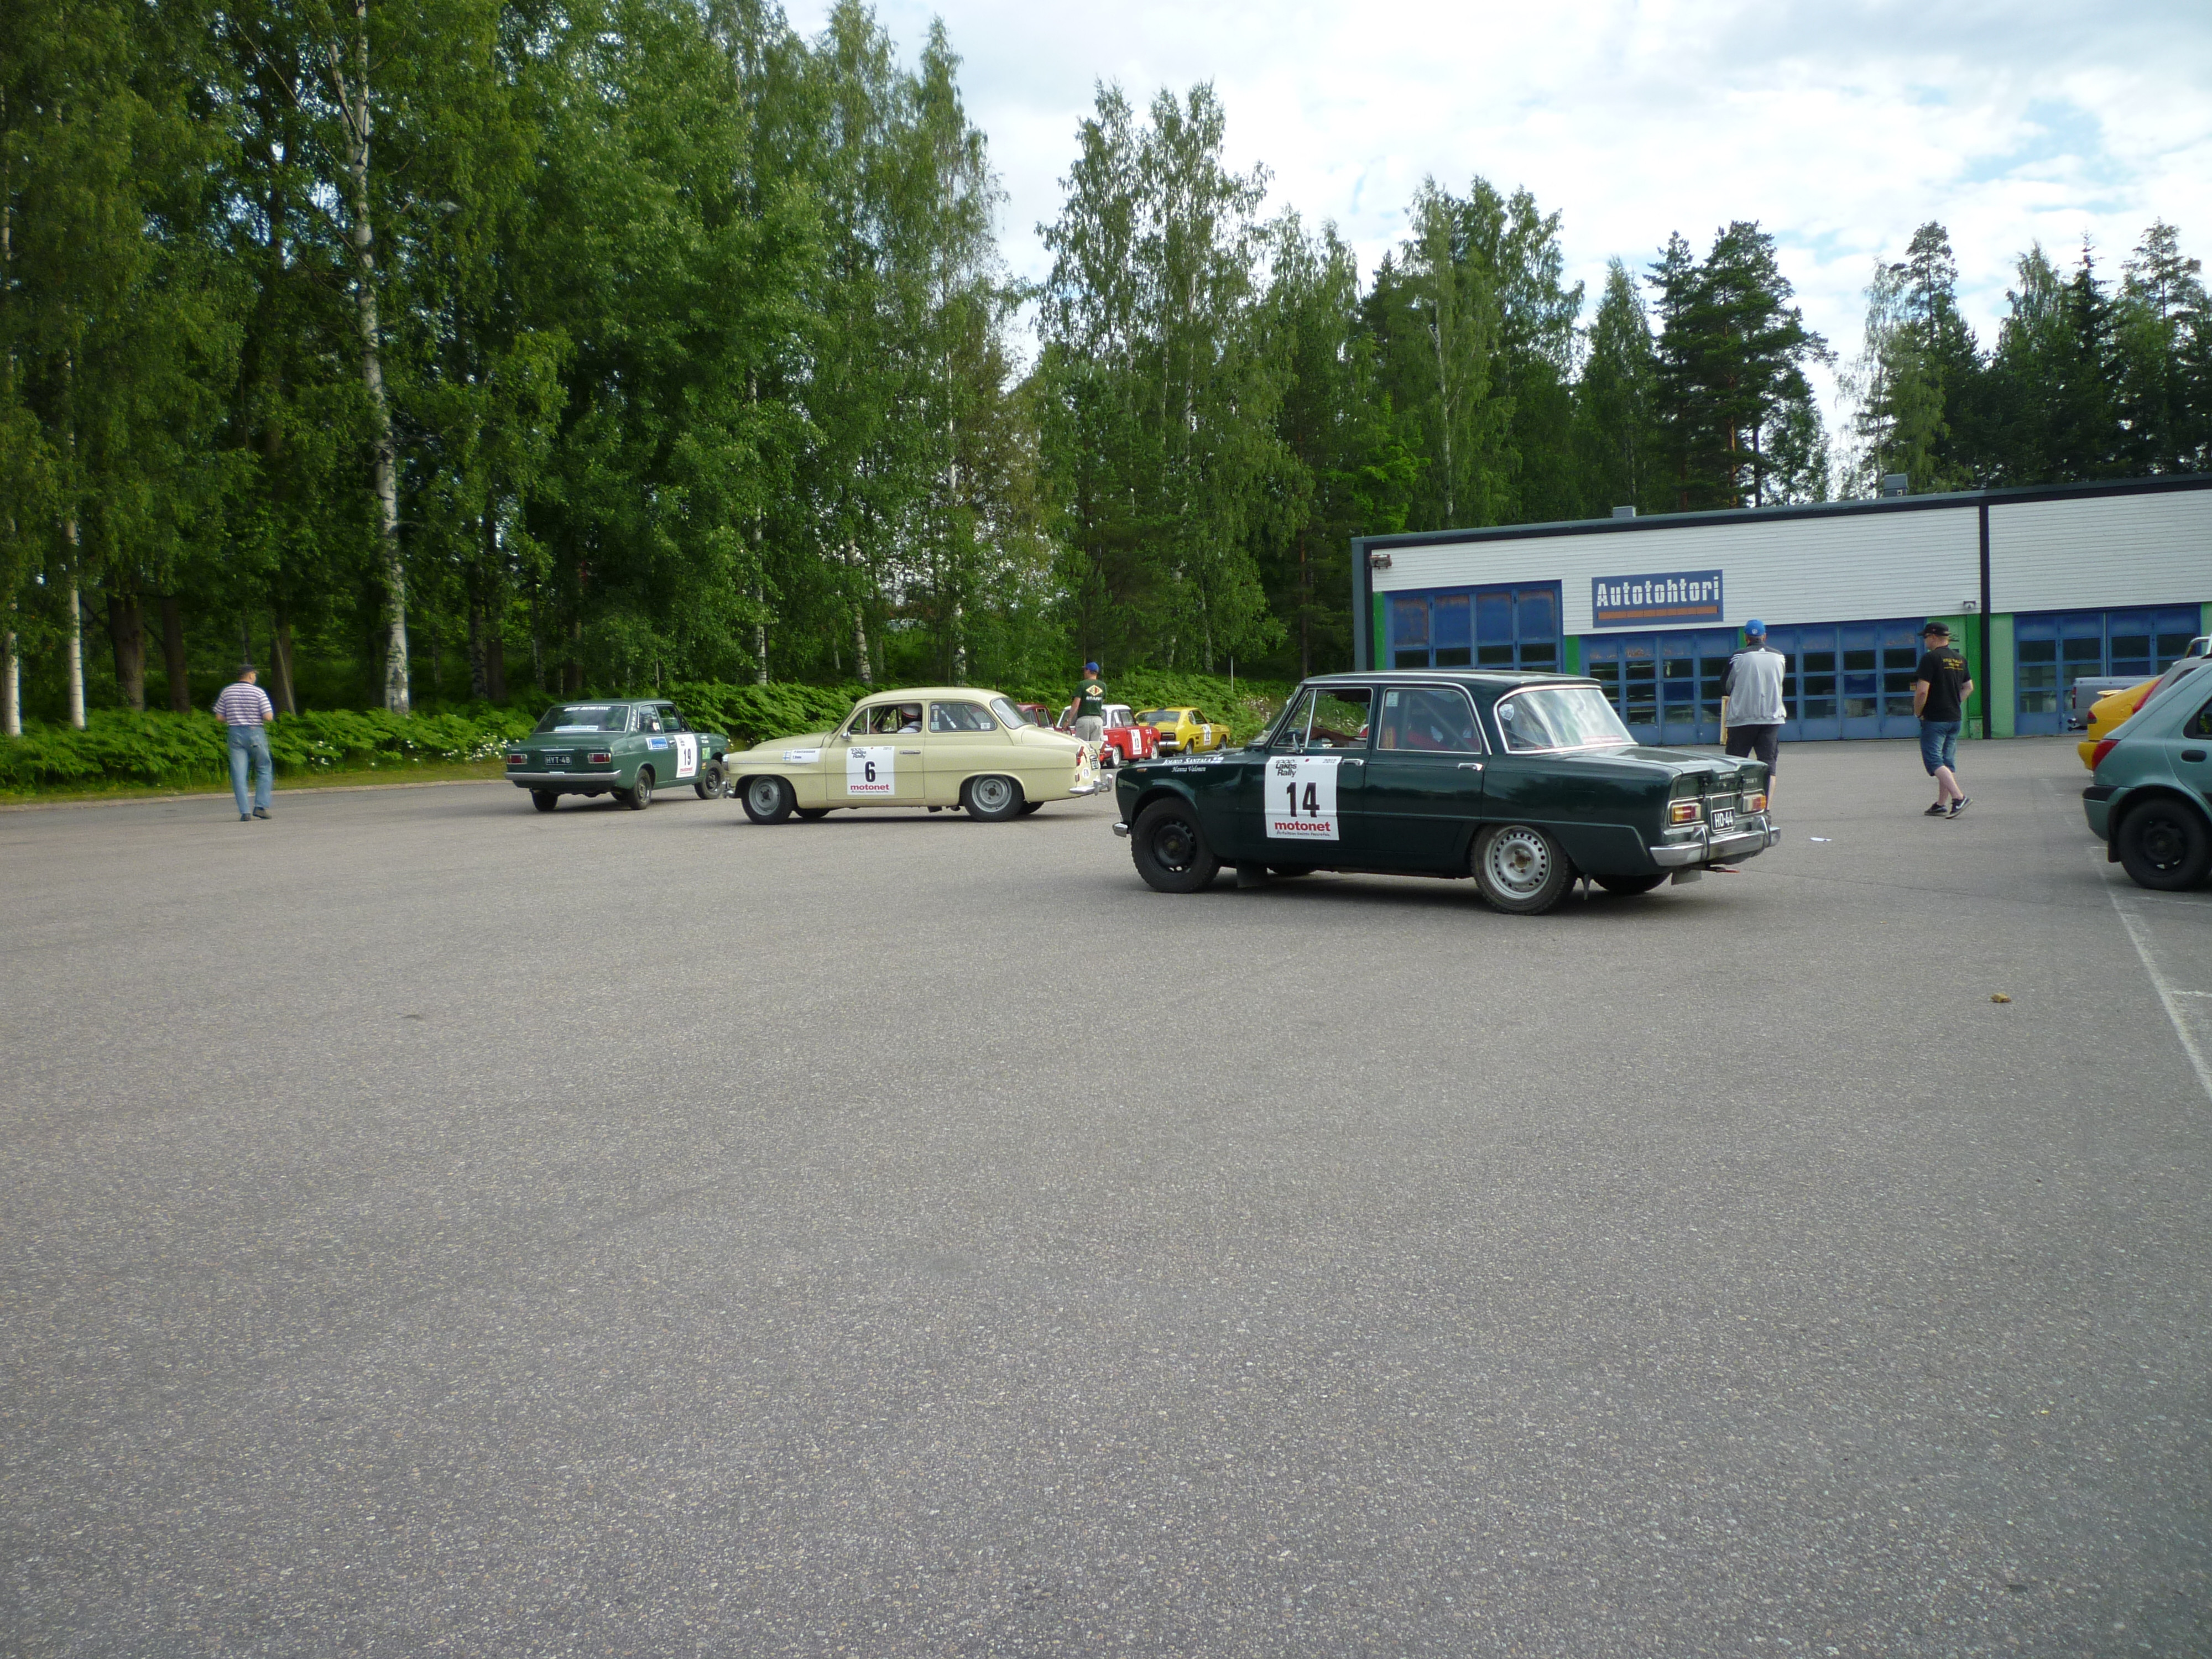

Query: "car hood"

xmin=737 ymin=731 xmax=833 ymax=756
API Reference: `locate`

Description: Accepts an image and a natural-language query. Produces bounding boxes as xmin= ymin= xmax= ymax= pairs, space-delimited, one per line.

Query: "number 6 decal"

xmin=1267 ymin=755 xmax=1341 ymax=841
xmin=847 ymin=745 xmax=895 ymax=796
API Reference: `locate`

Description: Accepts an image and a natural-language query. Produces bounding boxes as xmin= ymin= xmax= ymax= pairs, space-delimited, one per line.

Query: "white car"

xmin=723 ymin=687 xmax=1099 ymax=823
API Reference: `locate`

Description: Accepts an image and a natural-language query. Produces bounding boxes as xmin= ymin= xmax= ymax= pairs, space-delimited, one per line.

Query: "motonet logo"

xmin=1592 ymin=570 xmax=1724 ymax=628
xmin=1270 ymin=817 xmax=1333 ymax=837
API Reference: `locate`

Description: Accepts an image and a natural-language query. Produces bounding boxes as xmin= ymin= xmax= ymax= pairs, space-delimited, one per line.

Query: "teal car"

xmin=1111 ymin=671 xmax=1777 ymax=915
xmin=505 ymin=700 xmax=730 ymax=812
xmin=2083 ymin=667 xmax=2212 ymax=889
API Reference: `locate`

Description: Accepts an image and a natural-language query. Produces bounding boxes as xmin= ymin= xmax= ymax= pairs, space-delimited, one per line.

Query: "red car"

xmin=1056 ymin=701 xmax=1159 ymax=768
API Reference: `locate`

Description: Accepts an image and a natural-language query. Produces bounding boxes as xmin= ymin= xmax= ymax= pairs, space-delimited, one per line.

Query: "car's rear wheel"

xmin=1595 ymin=873 xmax=1667 ymax=896
xmin=795 ymin=806 xmax=831 ymax=821
xmin=2118 ymin=798 xmax=2212 ymax=890
xmin=964 ymin=774 xmax=1023 ymax=822
xmin=1018 ymin=801 xmax=1045 ymax=816
xmin=530 ymin=790 xmax=560 ymax=813
xmin=1473 ymin=823 xmax=1572 ymax=914
xmin=741 ymin=775 xmax=794 ymax=824
xmin=695 ymin=761 xmax=726 ymax=800
xmin=1268 ymin=864 xmax=1314 ymax=878
xmin=1131 ymin=799 xmax=1220 ymax=893
xmin=624 ymin=768 xmax=654 ymax=810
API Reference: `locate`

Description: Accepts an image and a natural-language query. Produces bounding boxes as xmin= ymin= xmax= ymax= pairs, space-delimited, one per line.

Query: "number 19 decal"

xmin=1266 ymin=754 xmax=1341 ymax=841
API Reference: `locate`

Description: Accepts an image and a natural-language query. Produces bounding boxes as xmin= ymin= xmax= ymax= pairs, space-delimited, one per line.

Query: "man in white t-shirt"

xmin=212 ymin=664 xmax=278 ymax=821
xmin=1721 ymin=620 xmax=1786 ymax=799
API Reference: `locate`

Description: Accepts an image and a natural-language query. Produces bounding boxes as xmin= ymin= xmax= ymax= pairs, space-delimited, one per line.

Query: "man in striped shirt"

xmin=213 ymin=665 xmax=278 ymax=821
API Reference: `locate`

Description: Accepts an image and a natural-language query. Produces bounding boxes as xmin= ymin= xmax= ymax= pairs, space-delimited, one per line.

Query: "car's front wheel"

xmin=1130 ymin=799 xmax=1220 ymax=893
xmin=624 ymin=769 xmax=654 ymax=810
xmin=530 ymin=790 xmax=560 ymax=813
xmin=741 ymin=775 xmax=794 ymax=824
xmin=1595 ymin=873 xmax=1667 ymax=896
xmin=964 ymin=774 xmax=1024 ymax=822
xmin=2118 ymin=798 xmax=2212 ymax=890
xmin=1473 ymin=823 xmax=1572 ymax=914
xmin=695 ymin=761 xmax=726 ymax=800
xmin=795 ymin=806 xmax=831 ymax=821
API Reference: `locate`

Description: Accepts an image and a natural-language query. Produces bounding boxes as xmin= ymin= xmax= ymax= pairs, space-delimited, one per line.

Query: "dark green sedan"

xmin=505 ymin=700 xmax=730 ymax=812
xmin=1112 ymin=671 xmax=1778 ymax=914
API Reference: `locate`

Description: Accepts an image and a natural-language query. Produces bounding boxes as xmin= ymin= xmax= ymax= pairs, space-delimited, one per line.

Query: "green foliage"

xmin=0 ymin=706 xmax=534 ymax=790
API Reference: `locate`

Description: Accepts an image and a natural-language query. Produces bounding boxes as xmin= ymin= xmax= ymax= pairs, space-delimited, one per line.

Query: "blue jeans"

xmin=228 ymin=724 xmax=273 ymax=813
xmin=1918 ymin=719 xmax=1961 ymax=777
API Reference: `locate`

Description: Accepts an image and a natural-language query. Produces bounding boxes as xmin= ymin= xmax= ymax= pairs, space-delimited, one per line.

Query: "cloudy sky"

xmin=786 ymin=0 xmax=2212 ymax=436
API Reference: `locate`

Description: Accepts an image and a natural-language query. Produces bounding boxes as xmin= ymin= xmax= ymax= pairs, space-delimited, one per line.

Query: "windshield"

xmin=1136 ymin=709 xmax=1172 ymax=725
xmin=1494 ymin=686 xmax=1634 ymax=752
xmin=536 ymin=705 xmax=629 ymax=733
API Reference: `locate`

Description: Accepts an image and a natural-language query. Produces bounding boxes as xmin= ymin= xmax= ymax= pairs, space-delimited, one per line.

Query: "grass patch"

xmin=1 ymin=757 xmax=508 ymax=805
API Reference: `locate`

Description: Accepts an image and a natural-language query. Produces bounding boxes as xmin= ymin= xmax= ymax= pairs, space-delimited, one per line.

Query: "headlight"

xmin=1668 ymin=800 xmax=1701 ymax=825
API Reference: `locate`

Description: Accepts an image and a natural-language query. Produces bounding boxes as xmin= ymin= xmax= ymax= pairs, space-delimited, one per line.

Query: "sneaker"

xmin=240 ymin=813 xmax=251 ymax=821
xmin=252 ymin=807 xmax=270 ymax=820
xmin=1948 ymin=796 xmax=1970 ymax=817
xmin=1923 ymin=803 xmax=1948 ymax=817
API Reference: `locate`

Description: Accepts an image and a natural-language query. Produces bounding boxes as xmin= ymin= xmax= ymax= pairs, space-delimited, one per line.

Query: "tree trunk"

xmin=107 ymin=586 xmax=145 ymax=711
xmin=467 ymin=591 xmax=487 ymax=700
xmin=2 ymin=614 xmax=18 ymax=737
xmin=486 ymin=633 xmax=504 ymax=702
xmin=564 ymin=615 xmax=581 ymax=695
xmin=272 ymin=608 xmax=298 ymax=713
xmin=160 ymin=594 xmax=189 ymax=711
xmin=64 ymin=536 xmax=85 ymax=729
xmin=333 ymin=0 xmax=408 ymax=714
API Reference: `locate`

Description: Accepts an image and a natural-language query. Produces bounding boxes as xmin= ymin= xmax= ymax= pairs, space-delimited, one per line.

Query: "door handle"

xmin=1339 ymin=758 xmax=1363 ymax=767
xmin=900 ymin=748 xmax=921 ymax=754
xmin=1458 ymin=762 xmax=1484 ymax=771
xmin=2184 ymin=749 xmax=2208 ymax=761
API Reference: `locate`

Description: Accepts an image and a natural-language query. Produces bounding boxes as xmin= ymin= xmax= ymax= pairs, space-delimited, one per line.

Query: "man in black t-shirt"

xmin=1912 ymin=622 xmax=1975 ymax=818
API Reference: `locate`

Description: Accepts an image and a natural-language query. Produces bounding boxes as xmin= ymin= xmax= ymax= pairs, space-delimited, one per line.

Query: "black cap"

xmin=1921 ymin=622 xmax=1950 ymax=639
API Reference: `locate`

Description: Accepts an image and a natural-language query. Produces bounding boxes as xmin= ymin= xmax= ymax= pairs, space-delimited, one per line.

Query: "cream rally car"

xmin=724 ymin=687 xmax=1099 ymax=823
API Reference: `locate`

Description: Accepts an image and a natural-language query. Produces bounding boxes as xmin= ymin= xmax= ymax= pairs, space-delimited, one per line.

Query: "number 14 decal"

xmin=1266 ymin=754 xmax=1341 ymax=841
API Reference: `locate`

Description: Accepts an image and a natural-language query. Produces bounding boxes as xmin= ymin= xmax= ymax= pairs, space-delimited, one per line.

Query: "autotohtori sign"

xmin=1592 ymin=570 xmax=1724 ymax=628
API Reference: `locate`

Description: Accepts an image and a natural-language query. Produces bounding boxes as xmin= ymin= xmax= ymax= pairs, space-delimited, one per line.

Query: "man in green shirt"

xmin=1072 ymin=662 xmax=1107 ymax=745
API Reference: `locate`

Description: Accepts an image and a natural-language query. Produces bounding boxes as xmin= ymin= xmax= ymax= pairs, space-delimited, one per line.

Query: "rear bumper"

xmin=512 ymin=771 xmax=618 ymax=785
xmin=2083 ymin=784 xmax=2116 ymax=840
xmin=1648 ymin=818 xmax=1780 ymax=867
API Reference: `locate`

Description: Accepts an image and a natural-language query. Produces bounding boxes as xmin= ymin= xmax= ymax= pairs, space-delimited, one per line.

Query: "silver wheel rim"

xmin=747 ymin=778 xmax=781 ymax=815
xmin=972 ymin=776 xmax=1014 ymax=813
xmin=1484 ymin=828 xmax=1551 ymax=896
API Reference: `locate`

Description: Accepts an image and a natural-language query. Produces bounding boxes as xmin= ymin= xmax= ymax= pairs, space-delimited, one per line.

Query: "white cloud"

xmin=787 ymin=0 xmax=2212 ymax=441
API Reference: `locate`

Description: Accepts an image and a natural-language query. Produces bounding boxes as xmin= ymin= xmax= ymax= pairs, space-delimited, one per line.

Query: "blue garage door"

xmin=1584 ymin=629 xmax=1735 ymax=747
xmin=2015 ymin=607 xmax=2199 ymax=734
xmin=1587 ymin=618 xmax=1928 ymax=745
xmin=1390 ymin=584 xmax=1559 ymax=671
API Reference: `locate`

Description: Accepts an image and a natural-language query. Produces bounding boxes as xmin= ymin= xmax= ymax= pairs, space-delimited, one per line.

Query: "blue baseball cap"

xmin=1083 ymin=662 xmax=1099 ymax=674
xmin=1743 ymin=619 xmax=1766 ymax=636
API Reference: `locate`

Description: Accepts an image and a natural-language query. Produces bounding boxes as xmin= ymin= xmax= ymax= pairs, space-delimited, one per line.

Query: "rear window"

xmin=1494 ymin=686 xmax=1634 ymax=752
xmin=1137 ymin=710 xmax=1173 ymax=724
xmin=536 ymin=705 xmax=629 ymax=733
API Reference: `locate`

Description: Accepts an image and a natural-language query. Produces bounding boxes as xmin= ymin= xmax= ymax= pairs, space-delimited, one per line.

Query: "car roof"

xmin=853 ymin=686 xmax=1008 ymax=701
xmin=1302 ymin=670 xmax=1598 ymax=690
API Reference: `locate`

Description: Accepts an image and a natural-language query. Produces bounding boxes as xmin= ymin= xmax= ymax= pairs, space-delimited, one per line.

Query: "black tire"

xmin=530 ymin=790 xmax=560 ymax=813
xmin=1267 ymin=864 xmax=1314 ymax=878
xmin=1130 ymin=797 xmax=1220 ymax=893
xmin=963 ymin=774 xmax=1024 ymax=822
xmin=2117 ymin=797 xmax=2212 ymax=890
xmin=1472 ymin=823 xmax=1573 ymax=915
xmin=694 ymin=761 xmax=726 ymax=800
xmin=1018 ymin=801 xmax=1045 ymax=816
xmin=624 ymin=768 xmax=654 ymax=810
xmin=1595 ymin=873 xmax=1667 ymax=896
xmin=741 ymin=775 xmax=794 ymax=824
xmin=795 ymin=806 xmax=831 ymax=821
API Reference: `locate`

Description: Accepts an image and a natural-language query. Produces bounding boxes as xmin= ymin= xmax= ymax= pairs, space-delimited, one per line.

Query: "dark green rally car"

xmin=1112 ymin=671 xmax=1778 ymax=914
xmin=505 ymin=700 xmax=730 ymax=812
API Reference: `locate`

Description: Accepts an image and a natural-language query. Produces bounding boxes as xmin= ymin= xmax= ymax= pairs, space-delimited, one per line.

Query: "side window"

xmin=845 ymin=707 xmax=876 ymax=738
xmin=929 ymin=702 xmax=995 ymax=733
xmin=1277 ymin=687 xmax=1372 ymax=751
xmin=1378 ymin=686 xmax=1481 ymax=752
xmin=2189 ymin=697 xmax=2212 ymax=739
xmin=638 ymin=707 xmax=662 ymax=733
xmin=660 ymin=706 xmax=687 ymax=732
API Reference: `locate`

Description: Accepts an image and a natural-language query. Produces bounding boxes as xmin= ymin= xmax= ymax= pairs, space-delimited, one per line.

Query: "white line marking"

xmin=2104 ymin=875 xmax=2212 ymax=1102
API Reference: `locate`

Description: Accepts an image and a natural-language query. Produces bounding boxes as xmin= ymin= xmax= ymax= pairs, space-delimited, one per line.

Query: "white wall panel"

xmin=1374 ymin=507 xmax=1981 ymax=634
xmin=1990 ymin=493 xmax=2212 ymax=613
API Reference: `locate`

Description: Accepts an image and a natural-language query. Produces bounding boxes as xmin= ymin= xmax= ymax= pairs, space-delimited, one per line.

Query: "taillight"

xmin=589 ymin=750 xmax=612 ymax=764
xmin=2090 ymin=738 xmax=2118 ymax=770
xmin=1744 ymin=791 xmax=1767 ymax=813
xmin=1668 ymin=800 xmax=1702 ymax=825
xmin=506 ymin=752 xmax=526 ymax=765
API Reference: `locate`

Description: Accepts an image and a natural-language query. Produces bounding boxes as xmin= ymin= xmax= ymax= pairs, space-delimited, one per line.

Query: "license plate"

xmin=544 ymin=754 xmax=570 ymax=768
xmin=1710 ymin=807 xmax=1736 ymax=830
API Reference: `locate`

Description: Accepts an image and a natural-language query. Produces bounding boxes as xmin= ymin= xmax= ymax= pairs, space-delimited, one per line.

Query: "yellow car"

xmin=1138 ymin=706 xmax=1231 ymax=755
xmin=724 ymin=687 xmax=1097 ymax=822
xmin=2079 ymin=681 xmax=2157 ymax=769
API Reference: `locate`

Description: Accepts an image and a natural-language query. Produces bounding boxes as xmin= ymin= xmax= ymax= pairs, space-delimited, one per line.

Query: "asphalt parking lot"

xmin=3 ymin=737 xmax=2207 ymax=1657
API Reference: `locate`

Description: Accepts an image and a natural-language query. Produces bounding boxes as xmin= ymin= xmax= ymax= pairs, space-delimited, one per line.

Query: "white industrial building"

xmin=1350 ymin=474 xmax=2212 ymax=743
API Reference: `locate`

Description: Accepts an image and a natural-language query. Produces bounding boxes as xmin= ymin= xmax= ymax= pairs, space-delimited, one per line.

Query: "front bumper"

xmin=512 ymin=770 xmax=619 ymax=785
xmin=1649 ymin=817 xmax=1780 ymax=867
